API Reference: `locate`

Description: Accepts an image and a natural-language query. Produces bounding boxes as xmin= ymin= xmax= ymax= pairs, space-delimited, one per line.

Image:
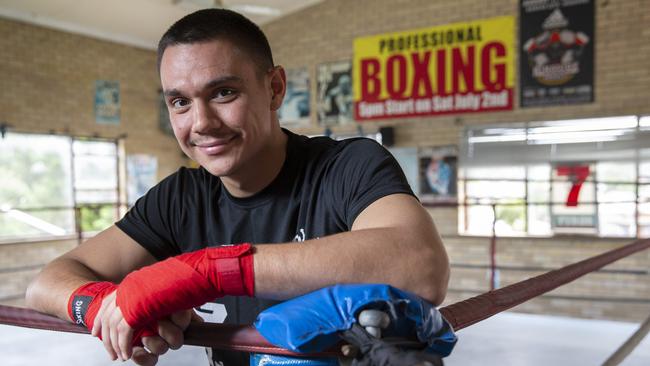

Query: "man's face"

xmin=160 ymin=40 xmax=280 ymax=177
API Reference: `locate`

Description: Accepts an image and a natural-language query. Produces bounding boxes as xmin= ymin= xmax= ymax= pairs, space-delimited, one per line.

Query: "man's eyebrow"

xmin=163 ymin=89 xmax=182 ymax=97
xmin=163 ymin=76 xmax=244 ymax=98
xmin=205 ymin=75 xmax=243 ymax=89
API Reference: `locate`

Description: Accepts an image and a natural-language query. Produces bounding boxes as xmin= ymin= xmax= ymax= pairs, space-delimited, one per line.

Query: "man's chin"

xmin=199 ymin=161 xmax=236 ymax=177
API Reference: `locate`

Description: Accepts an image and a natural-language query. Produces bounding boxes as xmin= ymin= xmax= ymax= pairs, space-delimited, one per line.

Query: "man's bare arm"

xmin=25 ymin=225 xmax=157 ymax=320
xmin=254 ymin=193 xmax=449 ymax=304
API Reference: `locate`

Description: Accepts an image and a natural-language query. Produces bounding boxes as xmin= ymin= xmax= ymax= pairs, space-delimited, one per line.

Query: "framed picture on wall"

xmin=279 ymin=67 xmax=310 ymax=128
xmin=317 ymin=60 xmax=353 ymax=126
xmin=126 ymin=154 xmax=158 ymax=205
xmin=519 ymin=0 xmax=595 ymax=107
xmin=418 ymin=146 xmax=458 ymax=203
xmin=94 ymin=80 xmax=120 ymax=125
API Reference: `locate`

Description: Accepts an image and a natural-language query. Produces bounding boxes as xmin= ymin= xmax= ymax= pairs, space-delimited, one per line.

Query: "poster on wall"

xmin=353 ymin=16 xmax=515 ymax=121
xmin=127 ymin=154 xmax=158 ymax=205
xmin=520 ymin=0 xmax=594 ymax=107
xmin=94 ymin=80 xmax=120 ymax=125
xmin=418 ymin=146 xmax=457 ymax=203
xmin=279 ymin=67 xmax=310 ymax=128
xmin=317 ymin=61 xmax=354 ymax=126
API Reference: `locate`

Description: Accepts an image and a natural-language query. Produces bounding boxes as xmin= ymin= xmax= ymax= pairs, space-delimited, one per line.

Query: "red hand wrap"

xmin=116 ymin=243 xmax=254 ymax=329
xmin=68 ymin=281 xmax=117 ymax=329
xmin=68 ymin=282 xmax=156 ymax=345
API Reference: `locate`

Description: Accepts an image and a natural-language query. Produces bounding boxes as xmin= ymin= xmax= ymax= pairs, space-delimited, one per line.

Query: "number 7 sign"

xmin=556 ymin=165 xmax=591 ymax=207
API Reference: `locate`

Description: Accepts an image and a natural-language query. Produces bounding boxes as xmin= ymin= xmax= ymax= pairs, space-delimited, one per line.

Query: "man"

xmin=26 ymin=9 xmax=449 ymax=366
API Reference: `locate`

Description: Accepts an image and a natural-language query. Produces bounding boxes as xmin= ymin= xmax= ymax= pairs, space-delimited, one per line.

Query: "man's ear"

xmin=269 ymin=66 xmax=286 ymax=111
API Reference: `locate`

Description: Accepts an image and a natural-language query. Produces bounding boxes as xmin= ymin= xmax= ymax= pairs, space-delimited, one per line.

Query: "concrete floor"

xmin=1 ymin=311 xmax=649 ymax=365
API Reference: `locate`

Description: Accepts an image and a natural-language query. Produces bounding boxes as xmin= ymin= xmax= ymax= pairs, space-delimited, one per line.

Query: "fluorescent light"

xmin=229 ymin=5 xmax=281 ymax=16
xmin=527 ymin=129 xmax=628 ymax=142
xmin=482 ymin=128 xmax=526 ymax=135
xmin=468 ymin=135 xmax=527 ymax=143
xmin=528 ymin=116 xmax=638 ymax=134
xmin=528 ymin=136 xmax=620 ymax=145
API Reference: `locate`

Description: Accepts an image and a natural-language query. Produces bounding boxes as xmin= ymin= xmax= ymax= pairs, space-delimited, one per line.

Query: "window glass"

xmin=0 ymin=134 xmax=73 ymax=208
xmin=460 ymin=117 xmax=649 ymax=238
xmin=74 ymin=156 xmax=117 ymax=191
xmin=0 ymin=208 xmax=75 ymax=241
xmin=79 ymin=205 xmax=117 ymax=233
xmin=0 ymin=134 xmax=119 ymax=241
xmin=495 ymin=200 xmax=527 ymax=236
xmin=73 ymin=140 xmax=119 ymax=233
xmin=73 ymin=140 xmax=117 ymax=156
xmin=528 ymin=165 xmax=552 ymax=235
xmin=464 ymin=203 xmax=495 ymax=235
xmin=463 ymin=166 xmax=527 ymax=236
xmin=596 ymin=162 xmax=636 ymax=237
xmin=0 ymin=134 xmax=75 ymax=240
xmin=464 ymin=166 xmax=525 ymax=180
xmin=466 ymin=180 xmax=526 ymax=201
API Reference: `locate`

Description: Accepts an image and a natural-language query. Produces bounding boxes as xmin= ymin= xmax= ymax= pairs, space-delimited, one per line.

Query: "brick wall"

xmin=0 ymin=18 xmax=185 ymax=307
xmin=0 ymin=18 xmax=185 ymax=180
xmin=262 ymin=0 xmax=650 ymax=321
xmin=0 ymin=238 xmax=77 ymax=306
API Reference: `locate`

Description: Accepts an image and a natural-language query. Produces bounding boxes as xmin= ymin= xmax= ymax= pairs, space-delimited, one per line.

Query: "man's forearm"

xmin=25 ymin=257 xmax=102 ymax=321
xmin=253 ymin=226 xmax=449 ymax=304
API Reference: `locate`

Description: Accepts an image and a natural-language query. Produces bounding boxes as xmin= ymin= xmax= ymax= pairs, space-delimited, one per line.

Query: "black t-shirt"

xmin=116 ymin=129 xmax=414 ymax=365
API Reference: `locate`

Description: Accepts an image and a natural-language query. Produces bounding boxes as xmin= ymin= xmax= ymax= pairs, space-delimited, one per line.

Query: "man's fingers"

xmin=169 ymin=309 xmax=193 ymax=329
xmin=117 ymin=319 xmax=135 ymax=360
xmin=109 ymin=309 xmax=124 ymax=361
xmin=101 ymin=308 xmax=117 ymax=360
xmin=142 ymin=335 xmax=169 ymax=356
xmin=92 ymin=290 xmax=116 ymax=337
xmin=191 ymin=310 xmax=205 ymax=323
xmin=132 ymin=347 xmax=159 ymax=366
xmin=157 ymin=319 xmax=183 ymax=350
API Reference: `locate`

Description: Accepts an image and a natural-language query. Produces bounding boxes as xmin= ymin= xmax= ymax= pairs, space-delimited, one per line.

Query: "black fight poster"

xmin=520 ymin=0 xmax=594 ymax=107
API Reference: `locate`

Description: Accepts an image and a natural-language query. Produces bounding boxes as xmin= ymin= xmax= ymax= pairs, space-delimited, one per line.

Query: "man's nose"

xmin=191 ymin=100 xmax=221 ymax=133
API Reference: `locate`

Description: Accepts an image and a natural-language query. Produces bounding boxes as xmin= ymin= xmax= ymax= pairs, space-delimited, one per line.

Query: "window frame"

xmin=459 ymin=116 xmax=650 ymax=239
xmin=0 ymin=131 xmax=124 ymax=244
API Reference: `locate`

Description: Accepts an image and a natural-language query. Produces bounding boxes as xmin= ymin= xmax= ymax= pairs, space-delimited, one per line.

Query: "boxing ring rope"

xmin=0 ymin=238 xmax=649 ymax=358
xmin=603 ymin=312 xmax=650 ymax=366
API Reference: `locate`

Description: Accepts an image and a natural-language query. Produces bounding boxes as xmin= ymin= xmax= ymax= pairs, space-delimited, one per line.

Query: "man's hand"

xmin=92 ymin=292 xmax=201 ymax=363
xmin=132 ymin=311 xmax=204 ymax=366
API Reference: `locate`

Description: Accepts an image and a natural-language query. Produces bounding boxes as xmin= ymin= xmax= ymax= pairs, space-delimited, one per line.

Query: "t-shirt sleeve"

xmin=115 ymin=172 xmax=183 ymax=260
xmin=328 ymin=138 xmax=416 ymax=229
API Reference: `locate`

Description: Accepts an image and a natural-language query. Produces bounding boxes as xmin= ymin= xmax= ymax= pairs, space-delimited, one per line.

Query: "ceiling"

xmin=0 ymin=0 xmax=324 ymax=49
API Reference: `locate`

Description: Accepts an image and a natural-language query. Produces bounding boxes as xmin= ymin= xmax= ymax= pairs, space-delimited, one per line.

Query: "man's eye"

xmin=215 ymin=89 xmax=236 ymax=100
xmin=171 ymin=99 xmax=190 ymax=108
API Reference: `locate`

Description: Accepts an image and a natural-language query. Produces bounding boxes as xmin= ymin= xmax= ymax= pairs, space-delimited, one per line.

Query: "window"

xmin=459 ymin=116 xmax=650 ymax=238
xmin=73 ymin=139 xmax=120 ymax=234
xmin=0 ymin=133 xmax=120 ymax=242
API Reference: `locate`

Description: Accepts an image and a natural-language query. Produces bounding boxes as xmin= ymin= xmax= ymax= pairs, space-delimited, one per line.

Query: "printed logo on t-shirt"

xmin=293 ymin=228 xmax=306 ymax=242
xmin=195 ymin=302 xmax=228 ymax=323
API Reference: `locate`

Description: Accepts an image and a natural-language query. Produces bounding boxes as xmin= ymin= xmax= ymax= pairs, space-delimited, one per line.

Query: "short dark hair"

xmin=157 ymin=8 xmax=274 ymax=73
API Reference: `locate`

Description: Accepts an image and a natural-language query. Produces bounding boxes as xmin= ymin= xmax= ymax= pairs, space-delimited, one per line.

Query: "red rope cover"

xmin=0 ymin=238 xmax=648 ymax=354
